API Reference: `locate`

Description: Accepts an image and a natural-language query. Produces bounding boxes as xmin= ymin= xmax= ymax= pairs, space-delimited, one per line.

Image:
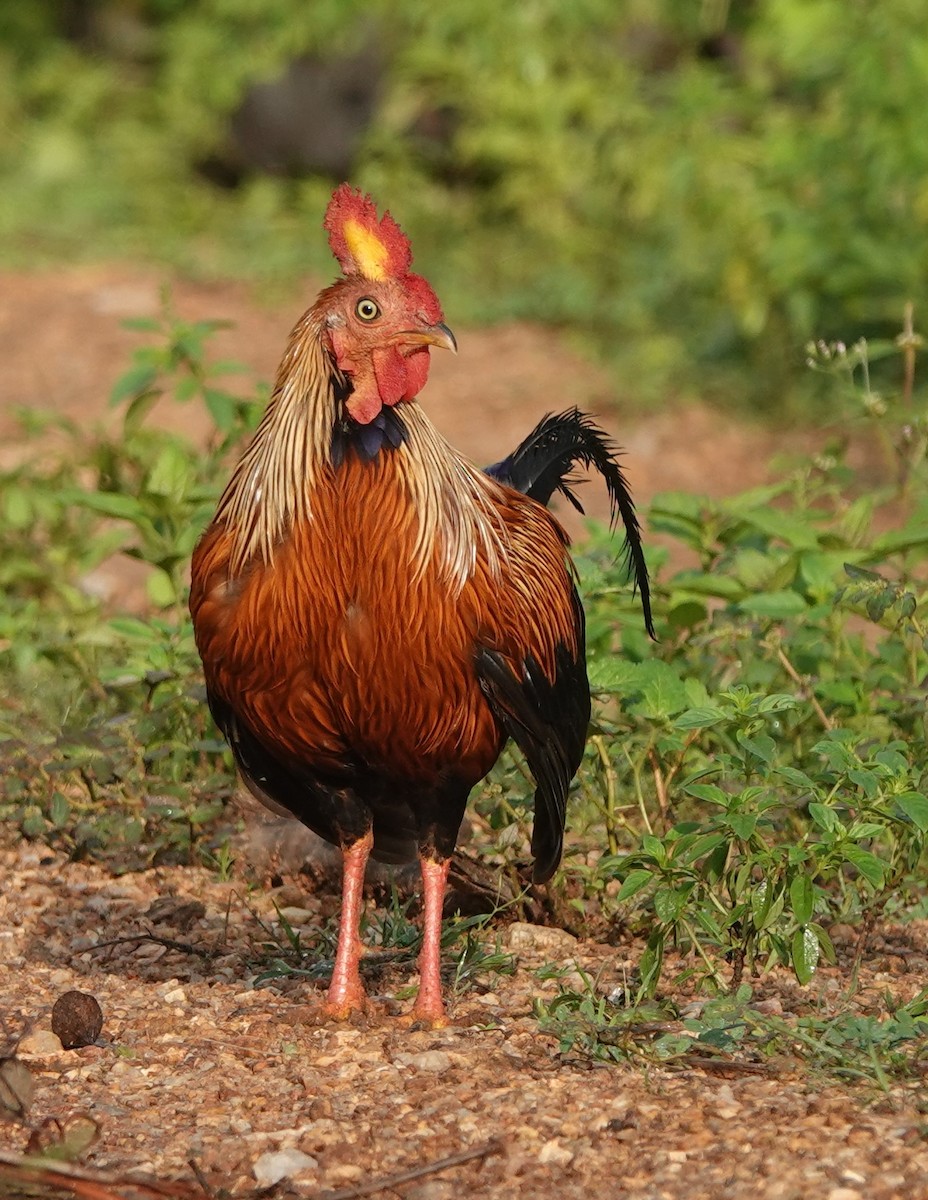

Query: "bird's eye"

xmin=355 ymin=298 xmax=381 ymax=322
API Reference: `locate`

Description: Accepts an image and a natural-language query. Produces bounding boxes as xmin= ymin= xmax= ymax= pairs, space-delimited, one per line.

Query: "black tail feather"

xmin=485 ymin=408 xmax=654 ymax=638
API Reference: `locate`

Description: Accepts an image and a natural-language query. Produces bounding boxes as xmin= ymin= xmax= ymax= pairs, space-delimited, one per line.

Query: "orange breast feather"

xmin=190 ymin=454 xmax=578 ymax=788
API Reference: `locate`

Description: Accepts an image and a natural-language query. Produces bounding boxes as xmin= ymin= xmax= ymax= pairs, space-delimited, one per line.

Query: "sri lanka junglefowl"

xmin=190 ymin=185 xmax=653 ymax=1024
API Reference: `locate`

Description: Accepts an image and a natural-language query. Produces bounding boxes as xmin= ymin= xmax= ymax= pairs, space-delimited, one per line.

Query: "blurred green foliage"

xmin=2 ymin=1 xmax=928 ymax=412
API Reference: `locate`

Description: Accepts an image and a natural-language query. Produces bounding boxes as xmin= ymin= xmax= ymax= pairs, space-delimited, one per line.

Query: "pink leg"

xmin=324 ymin=832 xmax=373 ymax=1018
xmin=410 ymin=856 xmax=450 ymax=1025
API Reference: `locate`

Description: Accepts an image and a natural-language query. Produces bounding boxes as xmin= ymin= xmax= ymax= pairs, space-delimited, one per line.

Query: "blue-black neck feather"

xmin=331 ymin=402 xmax=409 ymax=468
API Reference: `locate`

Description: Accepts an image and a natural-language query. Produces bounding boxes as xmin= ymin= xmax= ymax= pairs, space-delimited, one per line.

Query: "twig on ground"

xmin=88 ymin=930 xmax=218 ymax=959
xmin=0 ymin=1150 xmax=205 ymax=1200
xmin=675 ymin=1055 xmax=777 ymax=1076
xmin=187 ymin=1159 xmax=216 ymax=1198
xmin=316 ymin=1138 xmax=504 ymax=1200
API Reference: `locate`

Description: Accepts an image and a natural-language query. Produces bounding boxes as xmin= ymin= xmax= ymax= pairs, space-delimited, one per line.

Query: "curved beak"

xmin=391 ymin=322 xmax=458 ymax=355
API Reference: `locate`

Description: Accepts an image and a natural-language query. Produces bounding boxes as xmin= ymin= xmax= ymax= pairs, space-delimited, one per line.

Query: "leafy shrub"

xmin=2 ymin=2 xmax=927 ymax=411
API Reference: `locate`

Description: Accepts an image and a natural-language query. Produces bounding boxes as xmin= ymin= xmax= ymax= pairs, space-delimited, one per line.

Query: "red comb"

xmin=323 ymin=184 xmax=413 ymax=280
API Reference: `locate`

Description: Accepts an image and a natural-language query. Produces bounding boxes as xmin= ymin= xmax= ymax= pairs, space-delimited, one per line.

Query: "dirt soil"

xmin=2 ymin=267 xmax=925 ymax=1200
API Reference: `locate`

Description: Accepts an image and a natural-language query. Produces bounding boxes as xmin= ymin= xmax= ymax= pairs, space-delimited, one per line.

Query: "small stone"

xmin=51 ymin=990 xmax=104 ymax=1049
xmin=406 ymin=1182 xmax=455 ymax=1200
xmin=277 ymin=906 xmax=316 ymax=926
xmin=506 ymin=922 xmax=578 ymax=956
xmin=752 ymin=997 xmax=784 ymax=1016
xmin=18 ymin=1030 xmax=64 ymax=1058
xmin=253 ymin=1149 xmax=319 ymax=1186
xmin=538 ymin=1138 xmax=574 ymax=1167
xmin=161 ymin=987 xmax=187 ymax=1005
xmin=394 ymin=1050 xmax=452 ymax=1073
xmin=0 ymin=1058 xmax=35 ymax=1117
xmin=826 ymin=1189 xmax=862 ymax=1200
xmin=324 ymin=1163 xmax=365 ymax=1184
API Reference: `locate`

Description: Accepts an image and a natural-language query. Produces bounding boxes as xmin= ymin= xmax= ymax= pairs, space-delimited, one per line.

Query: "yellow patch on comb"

xmin=342 ymin=219 xmax=390 ymax=281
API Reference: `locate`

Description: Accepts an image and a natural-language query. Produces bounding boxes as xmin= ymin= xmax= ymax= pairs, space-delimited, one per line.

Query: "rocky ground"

xmin=4 ymin=836 xmax=928 ymax=1200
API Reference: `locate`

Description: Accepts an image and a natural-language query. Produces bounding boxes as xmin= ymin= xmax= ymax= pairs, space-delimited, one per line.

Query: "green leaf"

xmin=866 ymin=588 xmax=897 ymax=623
xmin=49 ymin=792 xmax=70 ymax=829
xmin=738 ymin=591 xmax=809 ymax=618
xmin=640 ymin=833 xmax=666 ymax=863
xmin=664 ymin=572 xmax=746 ymax=600
xmin=637 ymin=931 xmax=665 ymax=998
xmin=809 ymin=922 xmax=837 ymax=967
xmin=682 ymin=782 xmax=729 ymax=806
xmin=843 ymin=845 xmax=886 ymax=889
xmin=633 ymin=661 xmax=690 ymax=719
xmin=146 ymin=568 xmax=177 ymax=608
xmin=789 ymin=874 xmax=814 ymax=925
xmin=736 ymin=731 xmax=776 ymax=764
xmin=755 ymin=886 xmax=786 ymax=931
xmin=174 ymin=375 xmax=199 ymax=403
xmin=204 ymin=388 xmax=238 ymax=431
xmin=110 ymin=363 xmax=158 ymax=406
xmin=653 ymin=886 xmax=688 ymax=923
xmin=808 ymin=803 xmax=841 ymax=835
xmin=587 ymin=658 xmax=640 ymax=693
xmin=64 ymin=490 xmax=144 ymax=520
xmin=107 ymin=616 xmax=159 ymax=640
xmin=750 ymin=880 xmax=772 ymax=926
xmin=726 ymin=812 xmax=757 ymax=841
xmin=799 ymin=551 xmax=854 ymax=598
xmin=673 ymin=706 xmax=726 ymax=730
xmin=775 ymin=765 xmax=815 ymax=790
xmin=666 ymin=600 xmax=708 ymax=629
xmin=848 ymin=768 xmax=879 ymax=798
xmin=738 ymin=507 xmax=820 ymax=550
xmin=756 ymin=694 xmax=799 ymax=714
xmin=791 ymin=926 xmax=820 ymax=985
xmin=124 ymin=388 xmax=161 ymax=431
xmin=146 ymin=443 xmax=192 ymax=498
xmin=3 ymin=487 xmax=32 ymax=529
xmin=616 ymin=868 xmax=653 ymax=902
xmin=897 ymin=792 xmax=928 ymax=832
xmin=121 ymin=316 xmax=161 ymax=333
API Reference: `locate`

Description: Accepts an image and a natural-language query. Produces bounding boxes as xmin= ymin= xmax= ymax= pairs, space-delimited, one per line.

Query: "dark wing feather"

xmin=475 ymin=588 xmax=590 ymax=883
xmin=485 ymin=407 xmax=654 ymax=638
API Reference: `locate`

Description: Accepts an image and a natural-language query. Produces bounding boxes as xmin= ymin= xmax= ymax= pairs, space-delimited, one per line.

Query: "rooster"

xmin=190 ymin=185 xmax=653 ymax=1025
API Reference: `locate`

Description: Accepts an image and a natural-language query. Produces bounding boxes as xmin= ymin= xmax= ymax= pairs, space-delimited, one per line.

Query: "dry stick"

xmin=774 ymin=647 xmax=833 ymax=731
xmin=677 ymin=1055 xmax=776 ymax=1076
xmin=187 ymin=1160 xmax=216 ymax=1199
xmin=317 ymin=1139 xmax=504 ymax=1200
xmin=900 ymin=301 xmax=917 ymax=408
xmin=647 ymin=748 xmax=669 ymax=820
xmin=0 ymin=1151 xmax=203 ymax=1200
xmin=647 ymin=732 xmax=698 ymax=823
xmin=88 ymin=930 xmax=218 ymax=959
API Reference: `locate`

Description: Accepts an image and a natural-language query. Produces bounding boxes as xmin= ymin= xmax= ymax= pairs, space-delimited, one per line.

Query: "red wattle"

xmin=372 ymin=345 xmax=410 ymax=407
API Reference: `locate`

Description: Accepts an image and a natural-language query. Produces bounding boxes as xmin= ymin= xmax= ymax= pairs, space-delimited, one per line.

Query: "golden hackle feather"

xmin=212 ymin=309 xmax=511 ymax=591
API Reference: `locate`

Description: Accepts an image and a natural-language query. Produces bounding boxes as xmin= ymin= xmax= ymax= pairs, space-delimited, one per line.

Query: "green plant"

xmin=3 ymin=3 xmax=927 ymax=413
xmin=534 ymin=978 xmax=928 ymax=1086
